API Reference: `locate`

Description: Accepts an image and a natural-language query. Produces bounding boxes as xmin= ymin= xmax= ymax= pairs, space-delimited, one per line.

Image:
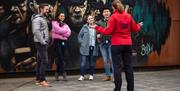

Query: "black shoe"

xmin=62 ymin=72 xmax=67 ymax=81
xmin=55 ymin=72 xmax=59 ymax=81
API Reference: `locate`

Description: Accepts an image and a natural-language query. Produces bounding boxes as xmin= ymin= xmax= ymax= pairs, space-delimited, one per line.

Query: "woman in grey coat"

xmin=78 ymin=15 xmax=98 ymax=81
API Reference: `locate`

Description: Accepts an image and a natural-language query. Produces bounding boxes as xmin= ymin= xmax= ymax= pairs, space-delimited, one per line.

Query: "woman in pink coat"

xmin=51 ymin=11 xmax=71 ymax=81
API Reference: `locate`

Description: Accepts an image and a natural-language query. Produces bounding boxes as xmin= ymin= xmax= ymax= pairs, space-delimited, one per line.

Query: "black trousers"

xmin=111 ymin=45 xmax=134 ymax=91
xmin=54 ymin=39 xmax=66 ymax=74
xmin=35 ymin=42 xmax=48 ymax=82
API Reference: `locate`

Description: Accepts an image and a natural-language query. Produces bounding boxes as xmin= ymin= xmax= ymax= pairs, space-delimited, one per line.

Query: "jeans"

xmin=111 ymin=45 xmax=134 ymax=91
xmin=54 ymin=39 xmax=66 ymax=74
xmin=35 ymin=42 xmax=48 ymax=81
xmin=99 ymin=43 xmax=113 ymax=77
xmin=80 ymin=46 xmax=96 ymax=76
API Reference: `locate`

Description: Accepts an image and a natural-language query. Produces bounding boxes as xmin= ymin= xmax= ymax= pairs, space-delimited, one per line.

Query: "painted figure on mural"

xmin=0 ymin=0 xmax=34 ymax=71
xmin=0 ymin=0 xmax=14 ymax=71
xmin=62 ymin=0 xmax=112 ymax=33
xmin=0 ymin=0 xmax=34 ymax=72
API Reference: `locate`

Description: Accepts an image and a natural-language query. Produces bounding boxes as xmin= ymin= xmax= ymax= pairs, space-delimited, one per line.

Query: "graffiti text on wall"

xmin=140 ymin=43 xmax=153 ymax=56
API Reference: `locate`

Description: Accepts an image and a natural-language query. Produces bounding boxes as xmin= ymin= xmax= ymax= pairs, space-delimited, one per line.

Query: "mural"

xmin=130 ymin=0 xmax=171 ymax=64
xmin=0 ymin=0 xmax=35 ymax=72
xmin=0 ymin=0 xmax=171 ymax=73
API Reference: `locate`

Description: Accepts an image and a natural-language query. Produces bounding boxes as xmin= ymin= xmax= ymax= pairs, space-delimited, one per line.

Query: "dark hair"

xmin=54 ymin=11 xmax=65 ymax=27
xmin=101 ymin=5 xmax=112 ymax=14
xmin=39 ymin=3 xmax=49 ymax=10
xmin=55 ymin=11 xmax=65 ymax=20
xmin=86 ymin=14 xmax=94 ymax=20
xmin=112 ymin=0 xmax=124 ymax=13
xmin=62 ymin=0 xmax=86 ymax=6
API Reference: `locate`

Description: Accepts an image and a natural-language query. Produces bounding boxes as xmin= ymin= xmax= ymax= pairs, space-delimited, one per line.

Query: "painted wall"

xmin=0 ymin=0 xmax=179 ymax=73
xmin=146 ymin=0 xmax=180 ymax=66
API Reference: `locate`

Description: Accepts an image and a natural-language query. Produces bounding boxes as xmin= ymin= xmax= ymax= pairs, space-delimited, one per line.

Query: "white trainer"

xmin=78 ymin=76 xmax=84 ymax=81
xmin=89 ymin=75 xmax=93 ymax=80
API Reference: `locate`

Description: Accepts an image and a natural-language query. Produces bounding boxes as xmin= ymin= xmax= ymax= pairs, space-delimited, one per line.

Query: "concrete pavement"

xmin=0 ymin=69 xmax=180 ymax=91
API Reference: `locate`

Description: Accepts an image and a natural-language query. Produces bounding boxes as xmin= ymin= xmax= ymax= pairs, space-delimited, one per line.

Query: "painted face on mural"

xmin=0 ymin=5 xmax=5 ymax=18
xmin=10 ymin=0 xmax=27 ymax=24
xmin=67 ymin=0 xmax=87 ymax=25
xmin=90 ymin=8 xmax=100 ymax=18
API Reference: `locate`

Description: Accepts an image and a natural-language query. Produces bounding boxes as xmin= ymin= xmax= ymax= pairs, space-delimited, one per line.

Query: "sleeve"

xmin=130 ymin=16 xmax=141 ymax=32
xmin=95 ymin=15 xmax=116 ymax=35
xmin=63 ymin=25 xmax=71 ymax=38
xmin=78 ymin=26 xmax=84 ymax=44
xmin=32 ymin=18 xmax=46 ymax=45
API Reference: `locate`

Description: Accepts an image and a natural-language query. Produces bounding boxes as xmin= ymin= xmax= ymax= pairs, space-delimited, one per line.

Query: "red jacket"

xmin=95 ymin=10 xmax=141 ymax=45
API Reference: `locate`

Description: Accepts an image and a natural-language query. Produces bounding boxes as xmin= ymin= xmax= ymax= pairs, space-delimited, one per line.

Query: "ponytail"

xmin=112 ymin=0 xmax=124 ymax=13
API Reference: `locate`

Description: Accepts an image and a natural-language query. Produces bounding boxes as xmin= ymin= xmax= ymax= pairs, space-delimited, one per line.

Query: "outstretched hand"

xmin=139 ymin=22 xmax=143 ymax=26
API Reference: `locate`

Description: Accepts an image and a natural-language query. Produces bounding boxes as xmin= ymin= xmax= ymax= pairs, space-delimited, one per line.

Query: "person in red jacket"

xmin=95 ymin=0 xmax=142 ymax=91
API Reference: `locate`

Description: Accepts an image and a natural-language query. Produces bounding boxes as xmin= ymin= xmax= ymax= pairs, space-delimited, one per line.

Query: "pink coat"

xmin=51 ymin=21 xmax=71 ymax=40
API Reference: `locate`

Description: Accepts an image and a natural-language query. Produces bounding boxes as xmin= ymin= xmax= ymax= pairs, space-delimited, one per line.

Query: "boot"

xmin=39 ymin=80 xmax=50 ymax=87
xmin=62 ymin=72 xmax=67 ymax=81
xmin=55 ymin=72 xmax=59 ymax=81
xmin=102 ymin=76 xmax=112 ymax=81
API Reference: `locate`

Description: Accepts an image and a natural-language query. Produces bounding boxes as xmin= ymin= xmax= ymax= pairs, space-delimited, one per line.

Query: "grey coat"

xmin=78 ymin=24 xmax=98 ymax=56
xmin=31 ymin=14 xmax=49 ymax=45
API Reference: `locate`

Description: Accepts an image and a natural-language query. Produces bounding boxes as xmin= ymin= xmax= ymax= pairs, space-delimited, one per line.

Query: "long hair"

xmin=54 ymin=11 xmax=65 ymax=27
xmin=112 ymin=0 xmax=124 ymax=13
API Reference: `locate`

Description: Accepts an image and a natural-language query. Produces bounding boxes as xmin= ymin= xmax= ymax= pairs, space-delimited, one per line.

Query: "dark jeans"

xmin=111 ymin=45 xmax=134 ymax=91
xmin=54 ymin=39 xmax=66 ymax=74
xmin=80 ymin=46 xmax=96 ymax=76
xmin=35 ymin=42 xmax=48 ymax=82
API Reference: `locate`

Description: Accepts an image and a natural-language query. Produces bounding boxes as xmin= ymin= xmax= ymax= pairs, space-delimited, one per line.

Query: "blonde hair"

xmin=112 ymin=0 xmax=124 ymax=13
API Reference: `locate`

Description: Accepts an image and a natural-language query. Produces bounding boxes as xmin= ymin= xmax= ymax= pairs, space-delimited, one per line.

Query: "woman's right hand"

xmin=139 ymin=22 xmax=143 ymax=26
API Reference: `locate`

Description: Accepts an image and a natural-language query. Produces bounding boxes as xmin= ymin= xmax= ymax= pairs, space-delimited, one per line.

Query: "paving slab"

xmin=0 ymin=69 xmax=180 ymax=91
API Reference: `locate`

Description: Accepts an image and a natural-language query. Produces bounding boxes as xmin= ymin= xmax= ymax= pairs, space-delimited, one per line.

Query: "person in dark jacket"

xmin=96 ymin=6 xmax=113 ymax=81
xmin=95 ymin=0 xmax=143 ymax=91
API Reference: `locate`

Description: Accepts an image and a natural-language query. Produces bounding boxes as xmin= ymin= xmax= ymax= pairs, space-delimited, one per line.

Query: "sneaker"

xmin=102 ymin=76 xmax=112 ymax=81
xmin=78 ymin=76 xmax=84 ymax=81
xmin=39 ymin=80 xmax=50 ymax=87
xmin=89 ymin=75 xmax=93 ymax=80
xmin=55 ymin=72 xmax=59 ymax=81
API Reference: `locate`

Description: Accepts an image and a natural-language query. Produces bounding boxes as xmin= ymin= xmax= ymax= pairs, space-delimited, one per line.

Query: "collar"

xmin=114 ymin=9 xmax=125 ymax=14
